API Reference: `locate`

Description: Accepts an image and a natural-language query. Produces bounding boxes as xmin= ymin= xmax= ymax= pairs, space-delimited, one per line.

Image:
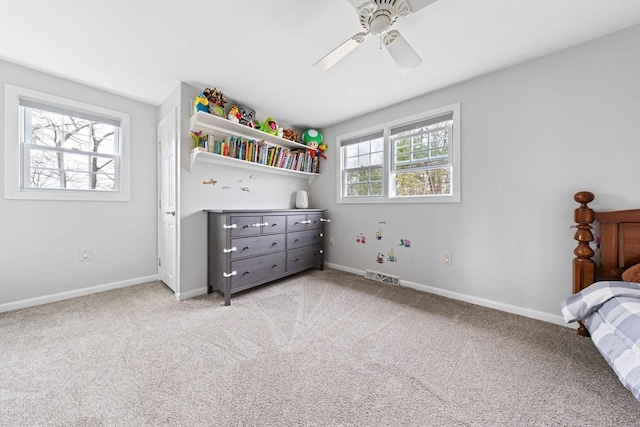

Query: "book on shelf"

xmin=196 ymin=133 xmax=320 ymax=174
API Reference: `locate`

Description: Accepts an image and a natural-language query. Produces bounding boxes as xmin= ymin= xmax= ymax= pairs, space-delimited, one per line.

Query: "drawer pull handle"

xmin=319 ymin=233 xmax=324 ymax=237
xmin=243 ymin=271 xmax=250 ymax=276
xmin=320 ymin=218 xmax=331 ymax=222
xmin=320 ymin=250 xmax=324 ymax=254
xmin=272 ymin=264 xmax=278 ymax=268
xmin=222 ymin=271 xmax=237 ymax=278
xmin=301 ymin=220 xmax=311 ymax=224
xmin=223 ymin=246 xmax=237 ymax=253
xmin=243 ymin=225 xmax=250 ymax=229
xmin=271 ymin=223 xmax=278 ymax=227
xmin=223 ymin=224 xmax=237 ymax=229
xmin=272 ymin=242 xmax=278 ymax=246
xmin=294 ymin=238 xmax=300 ymax=242
xmin=294 ymin=258 xmax=300 ymax=262
xmin=252 ymin=222 xmax=269 ymax=227
xmin=242 ymin=246 xmax=250 ymax=251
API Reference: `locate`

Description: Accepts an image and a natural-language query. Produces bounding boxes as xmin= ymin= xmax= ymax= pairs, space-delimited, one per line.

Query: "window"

xmin=338 ymin=103 xmax=460 ymax=203
xmin=4 ymin=84 xmax=130 ymax=201
xmin=342 ymin=131 xmax=384 ymax=197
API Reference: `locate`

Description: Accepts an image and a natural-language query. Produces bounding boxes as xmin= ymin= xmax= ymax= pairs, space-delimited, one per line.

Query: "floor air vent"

xmin=364 ymin=270 xmax=400 ymax=286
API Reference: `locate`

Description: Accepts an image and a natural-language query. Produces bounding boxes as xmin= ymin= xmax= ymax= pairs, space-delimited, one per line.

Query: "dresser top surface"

xmin=204 ymin=208 xmax=326 ymax=214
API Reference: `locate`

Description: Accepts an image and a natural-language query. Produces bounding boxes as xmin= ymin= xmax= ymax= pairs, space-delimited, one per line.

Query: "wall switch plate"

xmin=442 ymin=252 xmax=452 ymax=265
xmin=329 ymin=236 xmax=335 ymax=245
xmin=79 ymin=248 xmax=92 ymax=261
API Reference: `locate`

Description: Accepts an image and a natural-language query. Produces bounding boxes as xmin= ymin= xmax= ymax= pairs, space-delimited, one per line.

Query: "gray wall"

xmin=0 ymin=60 xmax=158 ymax=309
xmin=174 ymin=83 xmax=309 ymax=298
xmin=311 ymin=25 xmax=640 ymax=324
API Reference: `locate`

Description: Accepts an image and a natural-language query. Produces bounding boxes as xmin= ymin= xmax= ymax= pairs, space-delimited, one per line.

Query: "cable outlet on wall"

xmin=329 ymin=236 xmax=335 ymax=246
xmin=442 ymin=252 xmax=452 ymax=265
xmin=79 ymin=248 xmax=92 ymax=261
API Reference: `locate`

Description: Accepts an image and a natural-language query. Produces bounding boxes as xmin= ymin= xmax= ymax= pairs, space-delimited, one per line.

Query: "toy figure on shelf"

xmin=204 ymin=87 xmax=227 ymax=117
xmin=302 ymin=128 xmax=326 ymax=159
xmin=228 ymin=105 xmax=241 ymax=123
xmin=190 ymin=130 xmax=206 ymax=150
xmin=261 ymin=117 xmax=278 ymax=135
xmin=239 ymin=105 xmax=256 ymax=128
xmin=282 ymin=128 xmax=299 ymax=142
xmin=193 ymin=93 xmax=209 ymax=113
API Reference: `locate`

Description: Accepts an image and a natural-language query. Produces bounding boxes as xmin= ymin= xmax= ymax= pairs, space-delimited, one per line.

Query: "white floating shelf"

xmin=189 ymin=149 xmax=318 ymax=182
xmin=190 ymin=111 xmax=309 ymax=150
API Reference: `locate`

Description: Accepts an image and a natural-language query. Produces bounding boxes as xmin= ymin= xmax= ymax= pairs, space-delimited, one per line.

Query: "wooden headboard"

xmin=572 ymin=191 xmax=640 ymax=335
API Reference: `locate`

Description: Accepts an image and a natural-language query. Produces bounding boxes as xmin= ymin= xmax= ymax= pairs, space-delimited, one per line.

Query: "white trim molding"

xmin=0 ymin=274 xmax=159 ymax=313
xmin=324 ymin=262 xmax=573 ymax=329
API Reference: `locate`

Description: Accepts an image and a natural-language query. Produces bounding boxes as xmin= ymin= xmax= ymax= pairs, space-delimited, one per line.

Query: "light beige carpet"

xmin=1 ymin=268 xmax=639 ymax=426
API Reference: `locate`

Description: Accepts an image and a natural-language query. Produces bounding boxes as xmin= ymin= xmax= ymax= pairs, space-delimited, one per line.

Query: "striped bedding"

xmin=561 ymin=281 xmax=640 ymax=402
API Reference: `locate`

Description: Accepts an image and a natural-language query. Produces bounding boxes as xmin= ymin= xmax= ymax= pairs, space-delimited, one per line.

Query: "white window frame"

xmin=4 ymin=84 xmax=131 ymax=201
xmin=337 ymin=103 xmax=460 ymax=204
xmin=341 ymin=131 xmax=385 ymax=198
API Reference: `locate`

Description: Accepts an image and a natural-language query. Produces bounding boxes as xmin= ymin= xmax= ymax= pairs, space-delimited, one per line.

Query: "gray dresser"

xmin=205 ymin=209 xmax=329 ymax=305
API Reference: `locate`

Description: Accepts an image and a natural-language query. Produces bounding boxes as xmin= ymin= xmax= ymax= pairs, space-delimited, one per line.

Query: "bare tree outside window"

xmin=25 ymin=107 xmax=118 ymax=191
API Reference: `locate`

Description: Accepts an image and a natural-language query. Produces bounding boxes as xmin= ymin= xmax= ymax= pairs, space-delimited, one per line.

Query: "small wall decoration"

xmin=399 ymin=239 xmax=411 ymax=248
xmin=202 ymin=178 xmax=217 ymax=186
xmin=378 ymin=221 xmax=386 ymax=224
xmin=240 ymin=187 xmax=251 ymax=193
xmin=387 ymin=249 xmax=397 ymax=262
xmin=376 ymin=253 xmax=385 ymax=264
xmin=356 ymin=233 xmax=366 ymax=244
xmin=375 ymin=228 xmax=383 ymax=240
xmin=222 ymin=186 xmax=231 ymax=190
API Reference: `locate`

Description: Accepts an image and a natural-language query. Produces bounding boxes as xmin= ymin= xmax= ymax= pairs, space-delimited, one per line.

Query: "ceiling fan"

xmin=314 ymin=0 xmax=438 ymax=71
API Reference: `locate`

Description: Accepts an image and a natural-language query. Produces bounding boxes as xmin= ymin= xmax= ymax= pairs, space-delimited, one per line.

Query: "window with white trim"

xmin=20 ymin=100 xmax=121 ymax=192
xmin=338 ymin=103 xmax=460 ymax=203
xmin=4 ymin=84 xmax=130 ymax=201
xmin=342 ymin=131 xmax=384 ymax=197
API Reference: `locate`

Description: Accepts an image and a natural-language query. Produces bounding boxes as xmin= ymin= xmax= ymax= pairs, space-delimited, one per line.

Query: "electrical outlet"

xmin=79 ymin=248 xmax=92 ymax=261
xmin=329 ymin=236 xmax=335 ymax=245
xmin=442 ymin=252 xmax=452 ymax=265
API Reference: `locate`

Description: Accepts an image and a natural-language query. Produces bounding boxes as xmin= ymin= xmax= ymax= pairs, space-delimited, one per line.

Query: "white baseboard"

xmin=0 ymin=274 xmax=159 ymax=313
xmin=324 ymin=263 xmax=573 ymax=329
xmin=175 ymin=286 xmax=208 ymax=301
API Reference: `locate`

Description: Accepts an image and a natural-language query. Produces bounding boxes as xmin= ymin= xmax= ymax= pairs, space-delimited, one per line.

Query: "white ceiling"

xmin=1 ymin=0 xmax=639 ymax=129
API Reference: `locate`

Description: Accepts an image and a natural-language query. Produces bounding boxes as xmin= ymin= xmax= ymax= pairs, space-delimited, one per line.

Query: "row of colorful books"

xmin=206 ymin=135 xmax=319 ymax=174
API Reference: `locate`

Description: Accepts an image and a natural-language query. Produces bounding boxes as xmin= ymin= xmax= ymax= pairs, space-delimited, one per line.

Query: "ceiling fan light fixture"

xmin=370 ymin=14 xmax=391 ymax=36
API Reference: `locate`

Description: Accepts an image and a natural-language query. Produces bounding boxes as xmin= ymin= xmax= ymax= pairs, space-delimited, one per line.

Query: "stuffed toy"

xmin=204 ymin=87 xmax=227 ymax=117
xmin=239 ymin=105 xmax=256 ymax=128
xmin=303 ymin=129 xmax=326 ymax=159
xmin=302 ymin=129 xmax=323 ymax=145
xmin=282 ymin=128 xmax=299 ymax=142
xmin=261 ymin=117 xmax=278 ymax=135
xmin=193 ymin=93 xmax=209 ymax=113
xmin=228 ymin=106 xmax=241 ymax=123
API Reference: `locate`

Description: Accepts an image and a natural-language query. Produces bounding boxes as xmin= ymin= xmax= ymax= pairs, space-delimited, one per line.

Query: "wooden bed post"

xmin=573 ymin=191 xmax=596 ymax=337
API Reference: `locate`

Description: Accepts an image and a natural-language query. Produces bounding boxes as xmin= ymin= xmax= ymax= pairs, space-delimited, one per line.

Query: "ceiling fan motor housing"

xmin=359 ymin=0 xmax=411 ymax=36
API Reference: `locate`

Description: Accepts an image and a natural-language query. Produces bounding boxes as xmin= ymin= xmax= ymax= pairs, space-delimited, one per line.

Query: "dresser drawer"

xmin=231 ymin=234 xmax=285 ymax=260
xmin=231 ymin=252 xmax=286 ymax=290
xmin=287 ymin=229 xmax=324 ymax=250
xmin=262 ymin=215 xmax=286 ymax=234
xmin=287 ymin=244 xmax=323 ymax=271
xmin=230 ymin=216 xmax=262 ymax=237
xmin=307 ymin=213 xmax=324 ymax=230
xmin=287 ymin=214 xmax=309 ymax=232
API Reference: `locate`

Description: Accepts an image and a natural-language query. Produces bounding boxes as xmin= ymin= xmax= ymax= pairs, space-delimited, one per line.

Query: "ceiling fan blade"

xmin=314 ymin=32 xmax=368 ymax=71
xmin=383 ymin=30 xmax=422 ymax=69
xmin=406 ymin=0 xmax=439 ymax=13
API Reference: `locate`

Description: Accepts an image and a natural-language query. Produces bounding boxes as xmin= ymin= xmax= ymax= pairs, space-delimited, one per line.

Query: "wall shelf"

xmin=189 ymin=111 xmax=319 ymax=182
xmin=190 ymin=111 xmax=309 ymax=150
xmin=190 ymin=150 xmax=318 ymax=182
